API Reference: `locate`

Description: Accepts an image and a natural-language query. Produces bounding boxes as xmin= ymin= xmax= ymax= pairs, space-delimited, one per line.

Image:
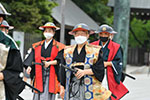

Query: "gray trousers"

xmin=33 ymin=76 xmax=56 ymax=100
xmin=68 ymin=77 xmax=85 ymax=100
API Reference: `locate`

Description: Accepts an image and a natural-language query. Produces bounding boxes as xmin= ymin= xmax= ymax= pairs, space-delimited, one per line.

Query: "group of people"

xmin=0 ymin=2 xmax=129 ymax=100
xmin=23 ymin=22 xmax=129 ymax=100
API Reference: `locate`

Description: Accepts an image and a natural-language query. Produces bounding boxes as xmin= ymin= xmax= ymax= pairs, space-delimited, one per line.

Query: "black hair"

xmin=43 ymin=28 xmax=56 ymax=32
xmin=74 ymin=30 xmax=90 ymax=34
xmin=52 ymin=28 xmax=56 ymax=32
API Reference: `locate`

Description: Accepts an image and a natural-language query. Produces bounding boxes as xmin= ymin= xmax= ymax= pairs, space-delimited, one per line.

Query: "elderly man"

xmin=91 ymin=24 xmax=128 ymax=100
xmin=57 ymin=23 xmax=111 ymax=100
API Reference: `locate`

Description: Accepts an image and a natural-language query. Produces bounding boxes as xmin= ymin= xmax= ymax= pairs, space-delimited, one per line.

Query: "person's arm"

xmin=55 ymin=49 xmax=66 ymax=99
xmin=60 ymin=65 xmax=66 ymax=99
xmin=75 ymin=68 xmax=94 ymax=79
xmin=43 ymin=60 xmax=57 ymax=68
xmin=108 ymin=47 xmax=123 ymax=75
xmin=0 ymin=72 xmax=4 ymax=80
xmin=111 ymin=47 xmax=123 ymax=84
xmin=1 ymin=49 xmax=24 ymax=87
xmin=104 ymin=61 xmax=112 ymax=67
xmin=75 ymin=50 xmax=105 ymax=82
xmin=57 ymin=50 xmax=66 ymax=86
xmin=103 ymin=47 xmax=123 ymax=84
xmin=91 ymin=49 xmax=105 ymax=82
xmin=60 ymin=85 xmax=65 ymax=100
xmin=48 ymin=60 xmax=57 ymax=65
xmin=24 ymin=48 xmax=35 ymax=74
xmin=1 ymin=49 xmax=25 ymax=99
xmin=24 ymin=48 xmax=35 ymax=68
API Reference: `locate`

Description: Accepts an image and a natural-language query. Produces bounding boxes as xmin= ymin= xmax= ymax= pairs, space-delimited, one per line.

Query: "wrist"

xmin=108 ymin=62 xmax=112 ymax=66
xmin=27 ymin=66 xmax=32 ymax=70
xmin=0 ymin=72 xmax=4 ymax=80
xmin=83 ymin=70 xmax=87 ymax=75
xmin=28 ymin=66 xmax=31 ymax=69
xmin=105 ymin=61 xmax=112 ymax=66
xmin=60 ymin=85 xmax=65 ymax=89
xmin=48 ymin=61 xmax=51 ymax=65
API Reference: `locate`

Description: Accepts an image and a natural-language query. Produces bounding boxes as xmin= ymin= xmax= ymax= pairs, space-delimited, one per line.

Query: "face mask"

xmin=75 ymin=36 xmax=87 ymax=44
xmin=100 ymin=36 xmax=109 ymax=42
xmin=44 ymin=32 xmax=54 ymax=39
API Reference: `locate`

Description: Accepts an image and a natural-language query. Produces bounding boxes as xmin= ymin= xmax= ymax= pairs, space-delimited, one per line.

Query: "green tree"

xmin=129 ymin=18 xmax=150 ymax=48
xmin=1 ymin=0 xmax=57 ymax=33
xmin=72 ymin=0 xmax=112 ymax=24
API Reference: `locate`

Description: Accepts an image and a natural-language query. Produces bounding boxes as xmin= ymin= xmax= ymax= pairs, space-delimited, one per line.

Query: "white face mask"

xmin=75 ymin=36 xmax=87 ymax=44
xmin=44 ymin=32 xmax=54 ymax=39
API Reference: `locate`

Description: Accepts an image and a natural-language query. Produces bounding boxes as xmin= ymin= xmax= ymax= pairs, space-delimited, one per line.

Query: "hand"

xmin=43 ymin=61 xmax=51 ymax=68
xmin=0 ymin=72 xmax=4 ymax=80
xmin=104 ymin=62 xmax=107 ymax=67
xmin=104 ymin=61 xmax=112 ymax=67
xmin=26 ymin=66 xmax=32 ymax=74
xmin=60 ymin=86 xmax=65 ymax=100
xmin=75 ymin=68 xmax=85 ymax=79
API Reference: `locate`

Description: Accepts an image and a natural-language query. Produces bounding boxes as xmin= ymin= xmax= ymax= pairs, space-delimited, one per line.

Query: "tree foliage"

xmin=129 ymin=18 xmax=150 ymax=48
xmin=72 ymin=0 xmax=150 ymax=49
xmin=1 ymin=0 xmax=57 ymax=33
xmin=72 ymin=0 xmax=112 ymax=24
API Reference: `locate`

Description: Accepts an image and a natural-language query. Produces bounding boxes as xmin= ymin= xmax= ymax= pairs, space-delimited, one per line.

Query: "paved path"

xmin=19 ymin=65 xmax=150 ymax=100
xmin=122 ymin=65 xmax=150 ymax=100
xmin=123 ymin=74 xmax=150 ymax=100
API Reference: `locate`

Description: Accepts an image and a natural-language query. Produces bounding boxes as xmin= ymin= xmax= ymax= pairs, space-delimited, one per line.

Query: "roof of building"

xmin=51 ymin=0 xmax=99 ymax=30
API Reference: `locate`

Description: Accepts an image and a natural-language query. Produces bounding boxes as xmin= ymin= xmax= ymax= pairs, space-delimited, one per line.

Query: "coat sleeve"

xmin=23 ymin=48 xmax=35 ymax=68
xmin=23 ymin=48 xmax=35 ymax=80
xmin=2 ymin=49 xmax=25 ymax=100
xmin=55 ymin=49 xmax=66 ymax=87
xmin=111 ymin=47 xmax=123 ymax=84
xmin=91 ymin=50 xmax=105 ymax=82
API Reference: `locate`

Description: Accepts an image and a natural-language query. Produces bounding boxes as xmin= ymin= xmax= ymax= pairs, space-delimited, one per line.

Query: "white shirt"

xmin=44 ymin=39 xmax=52 ymax=49
xmin=101 ymin=41 xmax=109 ymax=89
xmin=102 ymin=41 xmax=108 ymax=48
